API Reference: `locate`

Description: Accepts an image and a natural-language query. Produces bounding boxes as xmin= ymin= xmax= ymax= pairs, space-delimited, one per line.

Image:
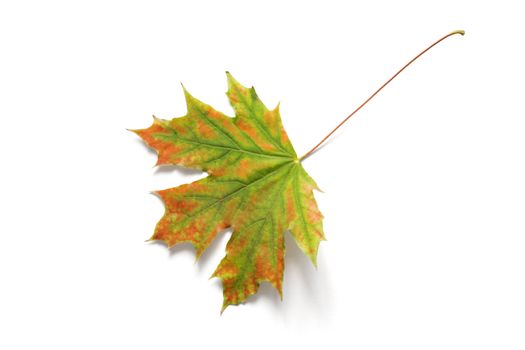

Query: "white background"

xmin=1 ymin=1 xmax=524 ymax=349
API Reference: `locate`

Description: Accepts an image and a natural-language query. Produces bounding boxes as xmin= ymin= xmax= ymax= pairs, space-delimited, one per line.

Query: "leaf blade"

xmin=134 ymin=73 xmax=324 ymax=310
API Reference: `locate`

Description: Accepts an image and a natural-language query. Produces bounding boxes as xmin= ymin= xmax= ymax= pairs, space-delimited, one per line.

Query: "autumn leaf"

xmin=133 ymin=73 xmax=325 ymax=311
xmin=132 ymin=30 xmax=464 ymax=312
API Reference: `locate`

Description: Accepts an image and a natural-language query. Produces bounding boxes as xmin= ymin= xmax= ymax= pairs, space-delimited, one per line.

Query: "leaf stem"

xmin=299 ymin=30 xmax=465 ymax=161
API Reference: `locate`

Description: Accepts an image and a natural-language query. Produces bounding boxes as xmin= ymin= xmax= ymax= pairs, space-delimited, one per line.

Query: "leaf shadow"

xmin=300 ymin=129 xmax=342 ymax=161
xmin=147 ymin=240 xmax=195 ymax=259
xmin=154 ymin=164 xmax=203 ymax=177
xmin=263 ymin=232 xmax=334 ymax=323
xmin=133 ymin=138 xmax=157 ymax=157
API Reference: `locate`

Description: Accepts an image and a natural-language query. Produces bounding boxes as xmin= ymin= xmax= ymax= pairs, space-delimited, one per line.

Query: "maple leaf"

xmin=133 ymin=73 xmax=325 ymax=311
xmin=132 ymin=30 xmax=464 ymax=312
